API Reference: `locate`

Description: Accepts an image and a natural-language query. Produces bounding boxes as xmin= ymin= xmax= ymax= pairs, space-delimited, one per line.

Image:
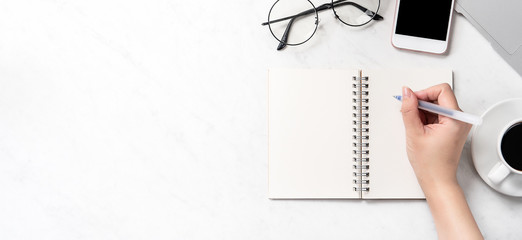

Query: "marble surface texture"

xmin=1 ymin=0 xmax=522 ymax=239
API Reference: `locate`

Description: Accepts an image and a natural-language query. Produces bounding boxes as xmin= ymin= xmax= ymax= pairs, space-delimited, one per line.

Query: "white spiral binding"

xmin=352 ymin=75 xmax=370 ymax=193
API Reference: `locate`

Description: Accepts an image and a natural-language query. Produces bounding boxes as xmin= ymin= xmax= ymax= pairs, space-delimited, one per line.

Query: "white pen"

xmin=393 ymin=96 xmax=483 ymax=125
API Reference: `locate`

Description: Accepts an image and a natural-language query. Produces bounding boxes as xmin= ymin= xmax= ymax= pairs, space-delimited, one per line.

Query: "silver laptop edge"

xmin=455 ymin=0 xmax=522 ymax=77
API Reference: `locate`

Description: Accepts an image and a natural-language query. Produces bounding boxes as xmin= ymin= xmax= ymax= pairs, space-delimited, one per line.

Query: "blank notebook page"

xmin=268 ymin=69 xmax=360 ymax=199
xmin=363 ymin=69 xmax=452 ymax=199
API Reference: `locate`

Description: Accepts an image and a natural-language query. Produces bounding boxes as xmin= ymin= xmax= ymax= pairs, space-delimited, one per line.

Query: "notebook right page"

xmin=362 ymin=69 xmax=453 ymax=199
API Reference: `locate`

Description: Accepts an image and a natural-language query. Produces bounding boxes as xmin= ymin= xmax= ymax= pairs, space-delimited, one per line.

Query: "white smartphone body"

xmin=391 ymin=0 xmax=455 ymax=54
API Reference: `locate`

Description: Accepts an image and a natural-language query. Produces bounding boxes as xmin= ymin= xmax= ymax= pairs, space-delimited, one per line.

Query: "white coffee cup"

xmin=487 ymin=119 xmax=522 ymax=184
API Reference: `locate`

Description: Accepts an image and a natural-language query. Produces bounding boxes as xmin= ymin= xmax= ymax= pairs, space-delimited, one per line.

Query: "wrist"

xmin=422 ymin=178 xmax=461 ymax=200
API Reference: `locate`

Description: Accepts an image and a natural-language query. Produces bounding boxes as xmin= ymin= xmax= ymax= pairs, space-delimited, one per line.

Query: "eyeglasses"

xmin=262 ymin=0 xmax=383 ymax=50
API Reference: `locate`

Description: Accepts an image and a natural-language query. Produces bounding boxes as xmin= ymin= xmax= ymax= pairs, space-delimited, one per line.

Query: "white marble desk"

xmin=1 ymin=1 xmax=521 ymax=239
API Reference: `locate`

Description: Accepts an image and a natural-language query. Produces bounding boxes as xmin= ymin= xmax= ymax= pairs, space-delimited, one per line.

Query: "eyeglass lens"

xmin=268 ymin=0 xmax=318 ymax=46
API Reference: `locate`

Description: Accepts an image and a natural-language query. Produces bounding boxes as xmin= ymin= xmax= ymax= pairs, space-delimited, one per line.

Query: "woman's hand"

xmin=400 ymin=84 xmax=482 ymax=240
xmin=400 ymin=83 xmax=472 ymax=192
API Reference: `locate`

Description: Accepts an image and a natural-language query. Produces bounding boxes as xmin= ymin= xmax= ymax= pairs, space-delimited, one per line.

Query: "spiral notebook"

xmin=268 ymin=68 xmax=453 ymax=199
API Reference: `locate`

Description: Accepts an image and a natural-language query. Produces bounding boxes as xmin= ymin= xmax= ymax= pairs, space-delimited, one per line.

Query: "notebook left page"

xmin=268 ymin=69 xmax=360 ymax=199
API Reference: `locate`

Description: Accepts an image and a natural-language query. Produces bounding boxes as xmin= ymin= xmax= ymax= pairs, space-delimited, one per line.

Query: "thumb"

xmin=400 ymin=87 xmax=424 ymax=136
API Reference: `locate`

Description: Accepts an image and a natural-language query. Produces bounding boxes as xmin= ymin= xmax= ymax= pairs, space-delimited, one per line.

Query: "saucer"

xmin=471 ymin=98 xmax=522 ymax=197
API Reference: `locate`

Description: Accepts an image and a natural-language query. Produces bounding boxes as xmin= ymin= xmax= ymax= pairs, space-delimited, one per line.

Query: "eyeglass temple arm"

xmin=332 ymin=1 xmax=383 ymax=20
xmin=277 ymin=18 xmax=295 ymax=50
xmin=262 ymin=7 xmax=317 ymax=26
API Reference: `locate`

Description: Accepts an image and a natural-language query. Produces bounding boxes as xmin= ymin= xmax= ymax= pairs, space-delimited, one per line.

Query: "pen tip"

xmin=393 ymin=95 xmax=402 ymax=101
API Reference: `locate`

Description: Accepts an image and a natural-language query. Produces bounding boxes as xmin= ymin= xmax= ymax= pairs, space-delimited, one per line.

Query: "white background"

xmin=1 ymin=0 xmax=521 ymax=239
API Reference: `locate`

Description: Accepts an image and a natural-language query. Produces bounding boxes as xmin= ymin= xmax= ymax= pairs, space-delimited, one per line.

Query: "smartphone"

xmin=391 ymin=0 xmax=455 ymax=54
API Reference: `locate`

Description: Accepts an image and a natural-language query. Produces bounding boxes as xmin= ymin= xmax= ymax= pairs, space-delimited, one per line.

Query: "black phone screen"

xmin=395 ymin=0 xmax=453 ymax=41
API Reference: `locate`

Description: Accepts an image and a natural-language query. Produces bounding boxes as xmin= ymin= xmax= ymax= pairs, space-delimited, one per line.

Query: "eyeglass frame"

xmin=262 ymin=0 xmax=383 ymax=50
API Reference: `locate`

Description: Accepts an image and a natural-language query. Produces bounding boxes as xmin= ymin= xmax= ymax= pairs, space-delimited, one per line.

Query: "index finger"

xmin=413 ymin=83 xmax=461 ymax=111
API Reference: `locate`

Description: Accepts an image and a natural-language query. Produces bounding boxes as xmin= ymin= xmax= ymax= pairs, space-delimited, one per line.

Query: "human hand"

xmin=401 ymin=84 xmax=482 ymax=239
xmin=400 ymin=83 xmax=472 ymax=193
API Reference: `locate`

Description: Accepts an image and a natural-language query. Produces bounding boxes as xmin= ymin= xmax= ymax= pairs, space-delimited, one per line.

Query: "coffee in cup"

xmin=500 ymin=122 xmax=522 ymax=171
xmin=488 ymin=120 xmax=522 ymax=184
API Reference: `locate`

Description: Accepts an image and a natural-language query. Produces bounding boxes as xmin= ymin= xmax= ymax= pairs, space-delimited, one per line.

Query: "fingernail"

xmin=402 ymin=87 xmax=411 ymax=98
